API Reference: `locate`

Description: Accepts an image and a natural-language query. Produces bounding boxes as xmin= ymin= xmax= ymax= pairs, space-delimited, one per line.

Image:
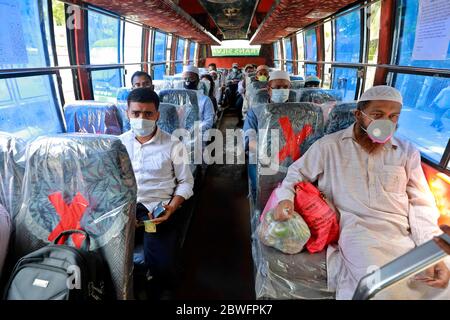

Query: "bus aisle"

xmin=174 ymin=114 xmax=255 ymax=299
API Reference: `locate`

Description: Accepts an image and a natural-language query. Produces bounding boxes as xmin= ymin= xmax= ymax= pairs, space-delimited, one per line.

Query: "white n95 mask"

xmin=271 ymin=89 xmax=290 ymax=103
xmin=360 ymin=111 xmax=396 ymax=144
xmin=130 ymin=118 xmax=156 ymax=137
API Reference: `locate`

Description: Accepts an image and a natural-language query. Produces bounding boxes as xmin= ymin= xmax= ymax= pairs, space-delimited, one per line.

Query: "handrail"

xmin=352 ymin=232 xmax=450 ymax=300
xmin=273 ymin=60 xmax=450 ymax=76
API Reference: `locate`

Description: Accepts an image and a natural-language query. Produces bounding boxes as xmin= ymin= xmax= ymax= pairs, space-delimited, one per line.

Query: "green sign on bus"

xmin=212 ymin=47 xmax=260 ymax=56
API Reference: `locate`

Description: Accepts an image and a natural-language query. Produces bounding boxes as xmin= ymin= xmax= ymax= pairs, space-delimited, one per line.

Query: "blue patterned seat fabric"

xmin=116 ymin=103 xmax=130 ymax=133
xmin=14 ymin=134 xmax=137 ymax=299
xmin=158 ymin=103 xmax=180 ymax=134
xmin=116 ymin=87 xmax=131 ymax=104
xmin=158 ymin=89 xmax=200 ymax=131
xmin=290 ymin=80 xmax=305 ymax=89
xmin=64 ymin=101 xmax=122 ymax=135
xmin=289 ymin=75 xmax=304 ymax=81
xmin=296 ymin=88 xmax=343 ymax=104
xmin=325 ymin=102 xmax=357 ymax=135
xmin=0 ymin=132 xmax=26 ymax=218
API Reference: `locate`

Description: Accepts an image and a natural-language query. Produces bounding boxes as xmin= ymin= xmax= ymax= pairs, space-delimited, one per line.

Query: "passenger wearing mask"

xmin=255 ymin=65 xmax=270 ymax=82
xmin=120 ymin=88 xmax=194 ymax=299
xmin=242 ymin=65 xmax=271 ymax=119
xmin=304 ymin=75 xmax=321 ymax=88
xmin=236 ymin=64 xmax=256 ymax=126
xmin=131 ymin=71 xmax=154 ymax=90
xmin=209 ymin=70 xmax=222 ymax=105
xmin=224 ymin=63 xmax=244 ymax=109
xmin=182 ymin=65 xmax=215 ymax=134
xmin=244 ymin=70 xmax=291 ymax=200
xmin=274 ymin=85 xmax=450 ymax=300
xmin=200 ymin=73 xmax=218 ymax=113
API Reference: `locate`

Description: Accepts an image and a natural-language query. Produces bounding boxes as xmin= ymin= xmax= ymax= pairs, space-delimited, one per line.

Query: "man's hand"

xmin=150 ymin=204 xmax=176 ymax=225
xmin=415 ymin=261 xmax=449 ymax=289
xmin=274 ymin=200 xmax=294 ymax=221
xmin=434 ymin=225 xmax=450 ymax=254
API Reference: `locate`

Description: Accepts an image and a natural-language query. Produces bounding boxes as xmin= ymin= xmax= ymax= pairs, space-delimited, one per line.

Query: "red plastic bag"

xmin=293 ymin=182 xmax=339 ymax=253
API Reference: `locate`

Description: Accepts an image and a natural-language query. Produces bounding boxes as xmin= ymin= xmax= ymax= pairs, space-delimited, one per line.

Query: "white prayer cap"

xmin=359 ymin=85 xmax=403 ymax=105
xmin=269 ymin=70 xmax=290 ymax=82
xmin=183 ymin=65 xmax=199 ymax=75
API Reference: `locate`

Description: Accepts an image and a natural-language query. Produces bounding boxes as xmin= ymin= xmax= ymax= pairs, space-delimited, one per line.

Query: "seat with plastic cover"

xmin=13 ymin=134 xmax=137 ymax=299
xmin=64 ymin=101 xmax=122 ymax=135
xmin=116 ymin=103 xmax=130 ymax=133
xmin=295 ymin=88 xmax=342 ymax=104
xmin=158 ymin=89 xmax=200 ymax=131
xmin=254 ymin=102 xmax=324 ymax=213
xmin=290 ymin=80 xmax=305 ymax=89
xmin=251 ymin=103 xmax=330 ymax=299
xmin=253 ymin=237 xmax=334 ymax=299
xmin=325 ymin=102 xmax=357 ymax=135
xmin=116 ymin=87 xmax=131 ymax=104
xmin=158 ymin=89 xmax=200 ymax=170
xmin=158 ymin=103 xmax=180 ymax=134
xmin=0 ymin=132 xmax=26 ymax=219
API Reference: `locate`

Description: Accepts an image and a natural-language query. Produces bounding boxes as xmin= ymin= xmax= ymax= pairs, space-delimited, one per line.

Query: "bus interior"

xmin=0 ymin=0 xmax=449 ymax=301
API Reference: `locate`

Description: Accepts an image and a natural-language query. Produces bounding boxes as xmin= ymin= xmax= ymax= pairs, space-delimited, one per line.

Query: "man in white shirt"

xmin=182 ymin=65 xmax=215 ymax=134
xmin=273 ymin=85 xmax=450 ymax=299
xmin=120 ymin=87 xmax=194 ymax=298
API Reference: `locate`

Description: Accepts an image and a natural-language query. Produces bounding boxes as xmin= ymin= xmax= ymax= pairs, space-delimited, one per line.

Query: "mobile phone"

xmin=152 ymin=202 xmax=166 ymax=219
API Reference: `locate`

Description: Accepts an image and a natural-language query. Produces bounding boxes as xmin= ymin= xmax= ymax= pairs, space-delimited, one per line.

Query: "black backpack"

xmin=4 ymin=230 xmax=111 ymax=300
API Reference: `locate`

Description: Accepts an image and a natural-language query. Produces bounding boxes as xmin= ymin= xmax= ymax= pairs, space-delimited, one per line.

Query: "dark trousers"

xmin=135 ymin=203 xmax=180 ymax=297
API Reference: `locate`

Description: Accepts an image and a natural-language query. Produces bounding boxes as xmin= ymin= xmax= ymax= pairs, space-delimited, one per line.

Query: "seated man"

xmin=242 ymin=65 xmax=270 ymax=119
xmin=120 ymin=88 xmax=194 ymax=298
xmin=304 ymin=75 xmax=321 ymax=88
xmin=131 ymin=71 xmax=154 ymax=90
xmin=274 ymin=85 xmax=450 ymax=299
xmin=236 ymin=64 xmax=256 ymax=126
xmin=244 ymin=70 xmax=291 ymax=201
xmin=182 ymin=65 xmax=215 ymax=135
xmin=224 ymin=63 xmax=244 ymax=108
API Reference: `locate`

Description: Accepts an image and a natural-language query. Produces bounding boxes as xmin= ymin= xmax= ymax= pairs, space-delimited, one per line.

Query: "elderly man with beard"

xmin=273 ymin=85 xmax=450 ymax=299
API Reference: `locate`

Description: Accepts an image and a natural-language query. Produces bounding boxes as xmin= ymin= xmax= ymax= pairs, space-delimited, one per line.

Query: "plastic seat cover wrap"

xmin=64 ymin=101 xmax=122 ymax=135
xmin=158 ymin=89 xmax=201 ymax=171
xmin=250 ymin=102 xmax=333 ymax=299
xmin=324 ymin=102 xmax=357 ymax=135
xmin=0 ymin=132 xmax=26 ymax=218
xmin=13 ymin=134 xmax=137 ymax=299
xmin=116 ymin=87 xmax=131 ymax=104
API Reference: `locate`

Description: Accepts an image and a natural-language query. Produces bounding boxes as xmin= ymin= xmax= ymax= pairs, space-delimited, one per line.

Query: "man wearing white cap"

xmin=244 ymin=70 xmax=291 ymax=200
xmin=182 ymin=65 xmax=215 ymax=135
xmin=273 ymin=85 xmax=449 ymax=299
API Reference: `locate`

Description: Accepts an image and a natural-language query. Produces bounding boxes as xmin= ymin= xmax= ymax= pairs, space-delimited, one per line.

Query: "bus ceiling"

xmin=63 ymin=0 xmax=360 ymax=45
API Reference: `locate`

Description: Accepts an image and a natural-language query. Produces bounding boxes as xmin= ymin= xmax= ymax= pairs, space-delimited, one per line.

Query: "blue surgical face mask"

xmin=271 ymin=89 xmax=290 ymax=103
xmin=130 ymin=118 xmax=156 ymax=137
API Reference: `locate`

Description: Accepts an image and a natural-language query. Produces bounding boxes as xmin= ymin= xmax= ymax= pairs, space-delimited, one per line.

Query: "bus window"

xmin=0 ymin=75 xmax=64 ymax=140
xmin=393 ymin=74 xmax=450 ymax=164
xmin=284 ymin=38 xmax=293 ymax=74
xmin=396 ymin=0 xmax=450 ymax=69
xmin=189 ymin=41 xmax=196 ymax=64
xmin=323 ymin=21 xmax=333 ymax=89
xmin=273 ymin=41 xmax=281 ymax=69
xmin=88 ymin=10 xmax=123 ymax=102
xmin=52 ymin=0 xmax=76 ymax=104
xmin=0 ymin=0 xmax=63 ymax=140
xmin=364 ymin=0 xmax=381 ymax=91
xmin=153 ymin=31 xmax=167 ymax=80
xmin=124 ymin=22 xmax=143 ymax=87
xmin=332 ymin=9 xmax=361 ymax=101
xmin=175 ymin=38 xmax=185 ymax=74
xmin=304 ymin=29 xmax=317 ymax=76
xmin=296 ymin=32 xmax=305 ymax=78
